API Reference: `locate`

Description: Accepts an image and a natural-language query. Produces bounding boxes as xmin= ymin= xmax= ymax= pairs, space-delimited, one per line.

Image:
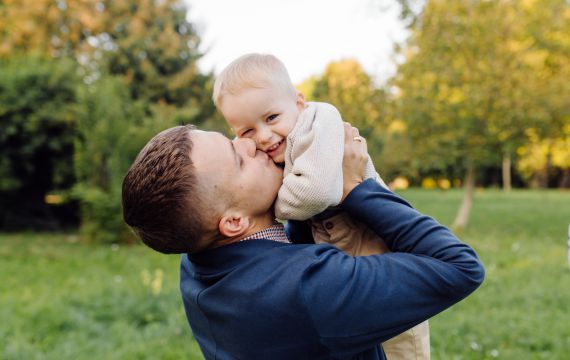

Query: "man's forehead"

xmin=191 ymin=130 xmax=227 ymax=146
xmin=190 ymin=130 xmax=233 ymax=167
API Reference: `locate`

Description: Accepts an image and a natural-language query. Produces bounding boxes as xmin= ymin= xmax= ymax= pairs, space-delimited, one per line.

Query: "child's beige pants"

xmin=311 ymin=212 xmax=431 ymax=360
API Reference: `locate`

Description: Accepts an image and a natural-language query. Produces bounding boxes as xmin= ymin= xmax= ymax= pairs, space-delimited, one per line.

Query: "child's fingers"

xmin=354 ymin=135 xmax=367 ymax=152
xmin=351 ymin=126 xmax=360 ymax=137
xmin=342 ymin=123 xmax=367 ymax=160
xmin=341 ymin=123 xmax=368 ymax=201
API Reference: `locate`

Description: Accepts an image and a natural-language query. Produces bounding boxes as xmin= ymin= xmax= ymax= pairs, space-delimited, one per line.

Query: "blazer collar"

xmin=185 ymin=239 xmax=291 ymax=276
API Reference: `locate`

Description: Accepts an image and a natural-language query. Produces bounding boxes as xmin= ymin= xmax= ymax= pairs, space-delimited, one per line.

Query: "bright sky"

xmin=185 ymin=0 xmax=408 ymax=85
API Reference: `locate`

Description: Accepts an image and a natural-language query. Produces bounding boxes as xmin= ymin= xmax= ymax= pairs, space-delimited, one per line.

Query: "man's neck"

xmin=209 ymin=212 xmax=277 ymax=249
xmin=241 ymin=212 xmax=277 ymax=240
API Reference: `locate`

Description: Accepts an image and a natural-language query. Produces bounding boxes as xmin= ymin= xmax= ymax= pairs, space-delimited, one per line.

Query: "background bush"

xmin=0 ymin=56 xmax=78 ymax=230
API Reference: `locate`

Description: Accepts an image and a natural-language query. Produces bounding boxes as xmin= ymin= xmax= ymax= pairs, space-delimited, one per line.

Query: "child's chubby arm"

xmin=275 ymin=103 xmax=345 ymax=221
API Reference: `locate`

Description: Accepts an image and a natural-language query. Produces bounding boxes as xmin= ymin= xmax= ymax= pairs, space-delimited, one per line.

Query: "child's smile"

xmin=266 ymin=138 xmax=286 ymax=163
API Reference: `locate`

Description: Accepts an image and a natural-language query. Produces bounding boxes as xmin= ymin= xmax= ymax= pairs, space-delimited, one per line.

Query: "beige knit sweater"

xmin=274 ymin=102 xmax=387 ymax=221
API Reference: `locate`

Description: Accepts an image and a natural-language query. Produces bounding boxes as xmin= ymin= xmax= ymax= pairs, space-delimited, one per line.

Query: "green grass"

xmin=399 ymin=188 xmax=570 ymax=359
xmin=1 ymin=189 xmax=569 ymax=359
xmin=0 ymin=233 xmax=203 ymax=359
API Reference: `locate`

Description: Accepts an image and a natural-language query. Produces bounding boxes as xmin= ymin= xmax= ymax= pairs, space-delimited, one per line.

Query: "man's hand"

xmin=341 ymin=122 xmax=368 ymax=202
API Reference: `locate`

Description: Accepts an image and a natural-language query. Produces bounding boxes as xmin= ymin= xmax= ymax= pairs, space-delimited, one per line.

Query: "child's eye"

xmin=267 ymin=114 xmax=278 ymax=122
xmin=241 ymin=129 xmax=252 ymax=137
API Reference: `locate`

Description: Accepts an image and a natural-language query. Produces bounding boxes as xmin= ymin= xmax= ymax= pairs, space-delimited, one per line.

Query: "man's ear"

xmin=296 ymin=91 xmax=306 ymax=110
xmin=218 ymin=213 xmax=250 ymax=238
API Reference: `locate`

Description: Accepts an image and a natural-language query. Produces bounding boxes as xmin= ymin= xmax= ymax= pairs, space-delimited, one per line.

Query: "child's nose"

xmin=257 ymin=127 xmax=272 ymax=144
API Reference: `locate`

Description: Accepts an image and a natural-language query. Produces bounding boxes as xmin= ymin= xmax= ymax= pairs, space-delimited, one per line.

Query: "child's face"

xmin=220 ymin=85 xmax=305 ymax=164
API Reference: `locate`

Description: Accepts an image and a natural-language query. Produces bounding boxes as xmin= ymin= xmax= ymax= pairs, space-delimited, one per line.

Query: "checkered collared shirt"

xmin=240 ymin=223 xmax=290 ymax=244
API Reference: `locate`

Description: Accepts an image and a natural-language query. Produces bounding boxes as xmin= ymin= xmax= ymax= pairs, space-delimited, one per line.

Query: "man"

xmin=122 ymin=124 xmax=484 ymax=360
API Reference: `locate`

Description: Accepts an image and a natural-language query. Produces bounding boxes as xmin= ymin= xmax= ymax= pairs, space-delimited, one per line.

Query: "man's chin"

xmin=269 ymin=206 xmax=277 ymax=220
xmin=270 ymin=154 xmax=285 ymax=165
xmin=270 ymin=188 xmax=280 ymax=210
xmin=271 ymin=163 xmax=284 ymax=177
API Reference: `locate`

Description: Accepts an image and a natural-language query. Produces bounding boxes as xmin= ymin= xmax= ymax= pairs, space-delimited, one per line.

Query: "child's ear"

xmin=218 ymin=213 xmax=250 ymax=238
xmin=296 ymin=91 xmax=306 ymax=110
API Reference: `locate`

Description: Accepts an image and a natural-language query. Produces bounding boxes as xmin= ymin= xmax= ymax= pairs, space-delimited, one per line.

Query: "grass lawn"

xmin=400 ymin=188 xmax=570 ymax=360
xmin=1 ymin=188 xmax=569 ymax=359
xmin=0 ymin=234 xmax=203 ymax=359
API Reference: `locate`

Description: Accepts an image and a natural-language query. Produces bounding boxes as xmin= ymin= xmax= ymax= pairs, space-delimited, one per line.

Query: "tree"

xmin=92 ymin=0 xmax=211 ymax=111
xmin=0 ymin=0 xmax=214 ymax=115
xmin=518 ymin=0 xmax=570 ymax=187
xmin=0 ymin=0 xmax=217 ymax=241
xmin=0 ymin=56 xmax=78 ymax=229
xmin=517 ymin=126 xmax=570 ymax=188
xmin=392 ymin=0 xmax=569 ymax=229
xmin=73 ymin=77 xmax=147 ymax=243
xmin=305 ymin=59 xmax=389 ymax=175
xmin=0 ymin=0 xmax=96 ymax=58
xmin=69 ymin=0 xmax=215 ymax=243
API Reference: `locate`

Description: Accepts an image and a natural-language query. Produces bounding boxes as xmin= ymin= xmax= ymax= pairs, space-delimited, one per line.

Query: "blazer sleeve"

xmin=299 ymin=179 xmax=485 ymax=357
xmin=274 ymin=103 xmax=345 ymax=220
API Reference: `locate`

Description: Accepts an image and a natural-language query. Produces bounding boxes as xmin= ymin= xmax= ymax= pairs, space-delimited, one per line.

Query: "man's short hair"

xmin=122 ymin=125 xmax=213 ymax=254
xmin=213 ymin=53 xmax=297 ymax=108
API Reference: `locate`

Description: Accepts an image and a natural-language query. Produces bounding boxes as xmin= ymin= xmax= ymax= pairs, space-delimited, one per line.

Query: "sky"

xmin=185 ymin=0 xmax=409 ymax=85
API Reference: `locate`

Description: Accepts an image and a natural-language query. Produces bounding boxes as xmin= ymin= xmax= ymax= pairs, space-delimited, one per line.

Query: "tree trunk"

xmin=452 ymin=165 xmax=476 ymax=231
xmin=502 ymin=153 xmax=512 ymax=192
xmin=559 ymin=168 xmax=570 ymax=189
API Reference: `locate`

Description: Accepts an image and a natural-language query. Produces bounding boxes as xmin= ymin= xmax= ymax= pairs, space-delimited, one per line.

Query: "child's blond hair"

xmin=213 ymin=53 xmax=297 ymax=108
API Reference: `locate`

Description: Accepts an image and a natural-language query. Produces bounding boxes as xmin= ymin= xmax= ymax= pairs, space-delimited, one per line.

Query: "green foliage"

xmin=0 ymin=0 xmax=217 ymax=241
xmin=311 ymin=59 xmax=386 ymax=139
xmin=375 ymin=123 xmax=418 ymax=182
xmin=72 ymin=77 xmax=137 ymax=243
xmin=392 ymin=0 xmax=570 ymax=183
xmin=0 ymin=56 xmax=78 ymax=228
xmin=72 ymin=76 xmax=205 ymax=244
xmin=95 ymin=0 xmax=211 ymax=110
xmin=303 ymin=59 xmax=389 ymax=174
xmin=395 ymin=1 xmax=504 ymax=175
xmin=2 ymin=189 xmax=569 ymax=358
xmin=1 ymin=0 xmax=216 ymax=117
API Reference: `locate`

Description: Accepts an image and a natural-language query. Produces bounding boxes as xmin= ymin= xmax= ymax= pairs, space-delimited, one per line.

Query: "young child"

xmin=213 ymin=53 xmax=430 ymax=360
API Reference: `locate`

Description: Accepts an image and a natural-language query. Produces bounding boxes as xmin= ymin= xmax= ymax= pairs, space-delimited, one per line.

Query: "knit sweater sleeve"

xmin=274 ymin=103 xmax=345 ymax=221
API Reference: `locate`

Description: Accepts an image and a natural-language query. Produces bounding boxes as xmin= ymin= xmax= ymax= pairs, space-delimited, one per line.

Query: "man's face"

xmin=220 ymin=84 xmax=305 ymax=164
xmin=190 ymin=130 xmax=284 ymax=216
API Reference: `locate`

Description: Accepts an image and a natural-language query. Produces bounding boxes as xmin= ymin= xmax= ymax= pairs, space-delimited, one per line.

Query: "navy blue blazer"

xmin=180 ymin=179 xmax=485 ymax=359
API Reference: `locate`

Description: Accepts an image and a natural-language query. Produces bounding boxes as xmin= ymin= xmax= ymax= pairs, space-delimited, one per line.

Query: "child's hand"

xmin=341 ymin=122 xmax=368 ymax=202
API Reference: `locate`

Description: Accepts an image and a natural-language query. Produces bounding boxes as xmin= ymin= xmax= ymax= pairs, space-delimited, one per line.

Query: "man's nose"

xmin=234 ymin=138 xmax=257 ymax=157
